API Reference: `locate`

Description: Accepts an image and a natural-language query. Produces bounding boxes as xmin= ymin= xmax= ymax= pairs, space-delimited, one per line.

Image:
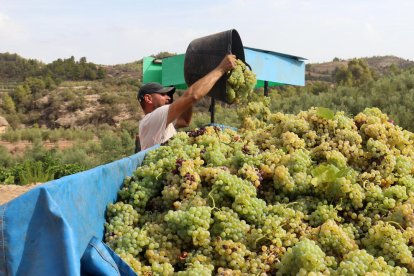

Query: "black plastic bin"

xmin=184 ymin=29 xmax=245 ymax=103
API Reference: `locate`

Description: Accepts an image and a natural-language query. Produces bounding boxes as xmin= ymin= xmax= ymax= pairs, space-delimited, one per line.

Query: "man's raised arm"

xmin=166 ymin=54 xmax=236 ymax=126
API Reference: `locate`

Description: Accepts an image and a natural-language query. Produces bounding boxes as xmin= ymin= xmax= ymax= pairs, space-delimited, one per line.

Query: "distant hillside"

xmin=1 ymin=52 xmax=414 ymax=130
xmin=0 ymin=53 xmax=106 ymax=83
xmin=306 ymin=55 xmax=414 ymax=82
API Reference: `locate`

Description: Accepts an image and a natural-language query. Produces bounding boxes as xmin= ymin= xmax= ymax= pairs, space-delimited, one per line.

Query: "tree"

xmin=84 ymin=68 xmax=97 ymax=80
xmin=388 ymin=64 xmax=400 ymax=76
xmin=13 ymin=85 xmax=32 ymax=112
xmin=25 ymin=77 xmax=46 ymax=95
xmin=1 ymin=93 xmax=16 ymax=113
xmin=334 ymin=66 xmax=353 ymax=86
xmin=348 ymin=59 xmax=373 ymax=85
xmin=97 ymin=67 xmax=106 ymax=79
xmin=153 ymin=52 xmax=176 ymax=59
xmin=334 ymin=59 xmax=374 ymax=86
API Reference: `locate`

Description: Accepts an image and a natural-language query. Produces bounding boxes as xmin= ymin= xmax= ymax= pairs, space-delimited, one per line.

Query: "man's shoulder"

xmin=145 ymin=105 xmax=170 ymax=118
xmin=140 ymin=105 xmax=170 ymax=126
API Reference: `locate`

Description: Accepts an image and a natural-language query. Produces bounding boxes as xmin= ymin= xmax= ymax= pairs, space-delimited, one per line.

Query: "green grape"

xmin=232 ymin=195 xmax=267 ymax=225
xmin=213 ymin=238 xmax=249 ymax=271
xmin=164 ymin=206 xmax=213 ymax=247
xmin=211 ymin=207 xmax=250 ymax=242
xmin=362 ymin=221 xmax=414 ymax=270
xmin=104 ymin=107 xmax=414 ymax=274
xmin=308 ymin=204 xmax=342 ymax=227
xmin=313 ymin=219 xmax=358 ymax=257
xmin=226 ymin=59 xmax=257 ymax=104
xmin=335 ymin=249 xmax=408 ymax=276
xmin=276 ymin=239 xmax=328 ymax=275
xmin=385 ymin=198 xmax=414 ymax=228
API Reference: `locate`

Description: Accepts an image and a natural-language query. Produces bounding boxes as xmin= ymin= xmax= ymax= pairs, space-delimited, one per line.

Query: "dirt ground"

xmin=0 ymin=183 xmax=44 ymax=205
xmin=0 ymin=140 xmax=75 ymax=205
xmin=0 ymin=140 xmax=74 ymax=155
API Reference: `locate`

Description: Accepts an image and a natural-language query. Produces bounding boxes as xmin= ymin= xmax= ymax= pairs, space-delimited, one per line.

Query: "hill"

xmin=1 ymin=53 xmax=414 ymax=131
xmin=306 ymin=55 xmax=414 ymax=82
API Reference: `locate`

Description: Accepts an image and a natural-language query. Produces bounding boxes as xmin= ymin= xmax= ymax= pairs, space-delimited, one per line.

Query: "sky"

xmin=0 ymin=0 xmax=413 ymax=65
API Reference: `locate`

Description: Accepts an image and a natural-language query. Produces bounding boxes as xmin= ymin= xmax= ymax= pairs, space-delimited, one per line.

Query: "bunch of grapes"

xmin=275 ymin=239 xmax=329 ymax=275
xmin=312 ymin=219 xmax=358 ymax=257
xmin=335 ymin=249 xmax=408 ymax=275
xmin=226 ymin=59 xmax=257 ymax=104
xmin=104 ymin=104 xmax=414 ymax=274
xmin=211 ymin=207 xmax=250 ymax=242
xmin=164 ymin=206 xmax=213 ymax=247
xmin=362 ymin=221 xmax=414 ymax=269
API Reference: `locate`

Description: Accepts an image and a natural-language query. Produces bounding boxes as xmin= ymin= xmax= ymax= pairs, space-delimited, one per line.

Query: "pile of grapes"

xmin=225 ymin=59 xmax=256 ymax=104
xmin=105 ymin=101 xmax=414 ymax=275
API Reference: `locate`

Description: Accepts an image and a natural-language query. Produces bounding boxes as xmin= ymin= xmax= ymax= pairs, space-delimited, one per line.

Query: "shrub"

xmin=0 ymin=145 xmax=14 ymax=167
xmin=1 ymin=128 xmax=21 ymax=142
xmin=21 ymin=127 xmax=42 ymax=142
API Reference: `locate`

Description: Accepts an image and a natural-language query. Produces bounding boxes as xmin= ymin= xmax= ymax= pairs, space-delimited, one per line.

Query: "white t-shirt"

xmin=139 ymin=105 xmax=177 ymax=150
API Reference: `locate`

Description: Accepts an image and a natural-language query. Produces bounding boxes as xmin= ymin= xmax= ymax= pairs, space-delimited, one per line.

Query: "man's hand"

xmin=166 ymin=54 xmax=237 ymax=127
xmin=217 ymin=54 xmax=237 ymax=74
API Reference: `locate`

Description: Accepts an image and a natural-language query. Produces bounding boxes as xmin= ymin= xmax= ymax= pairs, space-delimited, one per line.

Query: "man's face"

xmin=148 ymin=93 xmax=171 ymax=109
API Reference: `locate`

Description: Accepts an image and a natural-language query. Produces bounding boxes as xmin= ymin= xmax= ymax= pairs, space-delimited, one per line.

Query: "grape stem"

xmin=208 ymin=187 xmax=219 ymax=211
xmin=365 ymin=205 xmax=389 ymax=214
xmin=213 ymin=127 xmax=232 ymax=145
xmin=254 ymin=235 xmax=272 ymax=247
xmin=386 ymin=220 xmax=404 ymax=231
xmin=283 ymin=202 xmax=299 ymax=208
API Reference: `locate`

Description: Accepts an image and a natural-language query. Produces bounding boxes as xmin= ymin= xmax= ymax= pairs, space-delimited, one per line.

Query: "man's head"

xmin=137 ymin=82 xmax=176 ymax=113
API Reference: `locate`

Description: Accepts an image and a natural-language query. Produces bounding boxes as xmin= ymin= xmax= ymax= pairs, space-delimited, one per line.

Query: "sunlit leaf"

xmin=316 ymin=107 xmax=335 ymax=119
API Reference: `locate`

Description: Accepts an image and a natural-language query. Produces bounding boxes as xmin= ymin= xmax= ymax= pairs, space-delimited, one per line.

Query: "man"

xmin=137 ymin=54 xmax=236 ymax=151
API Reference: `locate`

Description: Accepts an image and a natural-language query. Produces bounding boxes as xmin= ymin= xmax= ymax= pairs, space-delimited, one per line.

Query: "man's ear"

xmin=144 ymin=94 xmax=152 ymax=104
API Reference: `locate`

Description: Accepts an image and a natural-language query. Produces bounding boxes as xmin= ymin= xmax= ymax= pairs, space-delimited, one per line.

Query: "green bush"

xmin=98 ymin=130 xmax=134 ymax=164
xmin=99 ymin=92 xmax=119 ymax=104
xmin=73 ymin=128 xmax=95 ymax=141
xmin=17 ymin=160 xmax=55 ymax=185
xmin=0 ymin=152 xmax=87 ymax=185
xmin=67 ymin=95 xmax=86 ymax=111
xmin=21 ymin=127 xmax=42 ymax=142
xmin=0 ymin=167 xmax=16 ymax=184
xmin=52 ymin=163 xmax=85 ymax=179
xmin=0 ymin=145 xmax=14 ymax=167
xmin=22 ymin=139 xmax=49 ymax=161
xmin=1 ymin=128 xmax=21 ymax=142
xmin=120 ymin=120 xmax=139 ymax=137
xmin=58 ymin=145 xmax=99 ymax=169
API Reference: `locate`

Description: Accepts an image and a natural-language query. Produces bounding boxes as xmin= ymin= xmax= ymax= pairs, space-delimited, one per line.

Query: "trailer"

xmin=0 ymin=147 xmax=158 ymax=276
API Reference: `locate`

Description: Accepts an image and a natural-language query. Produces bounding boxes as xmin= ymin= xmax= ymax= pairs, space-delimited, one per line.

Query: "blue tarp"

xmin=0 ymin=145 xmax=159 ymax=276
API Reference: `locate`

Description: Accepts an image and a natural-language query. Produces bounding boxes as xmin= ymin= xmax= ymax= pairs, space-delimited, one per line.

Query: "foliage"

xmin=0 ymin=53 xmax=105 ymax=83
xmin=0 ymin=145 xmax=13 ymax=167
xmin=0 ymin=53 xmax=43 ymax=81
xmin=45 ymin=56 xmax=105 ymax=82
xmin=333 ymin=58 xmax=375 ymax=86
xmin=1 ymin=127 xmax=95 ymax=142
xmin=0 ymin=127 xmax=135 ymax=185
xmin=0 ymin=154 xmax=86 ymax=185
xmin=1 ymin=93 xmax=16 ymax=113
xmin=152 ymin=52 xmax=176 ymax=59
